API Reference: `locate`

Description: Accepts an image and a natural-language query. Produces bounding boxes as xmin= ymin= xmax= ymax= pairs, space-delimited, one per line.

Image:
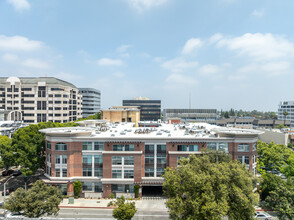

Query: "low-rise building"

xmin=40 ymin=121 xmax=261 ymax=198
xmin=102 ymin=106 xmax=140 ymax=127
xmin=163 ymin=109 xmax=217 ymax=124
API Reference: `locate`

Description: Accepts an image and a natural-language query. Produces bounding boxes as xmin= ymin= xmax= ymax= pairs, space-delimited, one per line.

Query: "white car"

xmin=254 ymin=211 xmax=273 ymax=219
xmin=5 ymin=212 xmax=26 ymax=218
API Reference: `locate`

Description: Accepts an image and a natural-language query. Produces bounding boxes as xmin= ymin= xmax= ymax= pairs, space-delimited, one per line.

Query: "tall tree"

xmin=5 ymin=180 xmax=62 ymax=218
xmin=12 ymin=121 xmax=77 ymax=176
xmin=257 ymin=141 xmax=292 ymax=172
xmin=163 ymin=153 xmax=257 ymax=220
xmin=260 ymin=173 xmax=294 ymax=219
xmin=0 ymin=135 xmax=15 ymax=169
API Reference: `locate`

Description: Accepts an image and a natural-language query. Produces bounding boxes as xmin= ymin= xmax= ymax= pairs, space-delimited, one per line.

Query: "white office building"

xmin=278 ymin=101 xmax=294 ymax=127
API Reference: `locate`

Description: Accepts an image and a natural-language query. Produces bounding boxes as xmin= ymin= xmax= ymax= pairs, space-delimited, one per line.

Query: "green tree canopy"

xmin=11 ymin=121 xmax=77 ymax=176
xmin=163 ymin=153 xmax=258 ymax=220
xmin=5 ymin=180 xmax=62 ymax=218
xmin=0 ymin=135 xmax=14 ymax=169
xmin=257 ymin=141 xmax=292 ymax=173
xmin=260 ymin=173 xmax=294 ymax=219
xmin=112 ymin=196 xmax=137 ymax=220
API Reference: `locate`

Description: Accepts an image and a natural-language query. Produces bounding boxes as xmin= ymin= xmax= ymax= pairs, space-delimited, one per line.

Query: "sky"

xmin=1 ymin=0 xmax=294 ymax=111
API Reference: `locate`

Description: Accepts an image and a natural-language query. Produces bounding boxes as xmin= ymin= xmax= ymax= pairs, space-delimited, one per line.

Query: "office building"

xmin=217 ymin=118 xmax=290 ymax=129
xmin=163 ymin=109 xmax=217 ymax=124
xmin=102 ymin=106 xmax=140 ymax=127
xmin=123 ymin=97 xmax=161 ymax=121
xmin=0 ymin=77 xmax=82 ymax=123
xmin=278 ymin=101 xmax=294 ymax=127
xmin=79 ymin=88 xmax=101 ymax=118
xmin=41 ymin=121 xmax=260 ymax=198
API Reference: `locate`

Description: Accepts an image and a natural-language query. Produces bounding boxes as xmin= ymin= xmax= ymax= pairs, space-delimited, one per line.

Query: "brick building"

xmin=40 ymin=121 xmax=261 ymax=198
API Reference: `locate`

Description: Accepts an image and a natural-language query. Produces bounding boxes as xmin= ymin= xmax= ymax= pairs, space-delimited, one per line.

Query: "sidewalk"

xmin=59 ymin=198 xmax=168 ymax=211
xmin=59 ymin=198 xmax=114 ymax=209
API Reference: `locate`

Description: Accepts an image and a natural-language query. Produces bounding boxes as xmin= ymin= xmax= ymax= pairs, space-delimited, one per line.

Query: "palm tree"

xmin=283 ymin=111 xmax=288 ymax=126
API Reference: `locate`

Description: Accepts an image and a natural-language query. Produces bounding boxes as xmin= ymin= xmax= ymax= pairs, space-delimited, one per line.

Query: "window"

xmin=124 ymin=156 xmax=134 ymax=165
xmin=55 ymin=155 xmax=61 ymax=164
xmin=238 ymin=144 xmax=250 ymax=152
xmin=124 ymin=170 xmax=134 ymax=178
xmin=145 ymin=144 xmax=154 ymax=153
xmin=125 ymin=144 xmax=134 ymax=151
xmin=189 ymin=145 xmax=198 ymax=151
xmin=145 ymin=168 xmax=154 ymax=177
xmin=177 ymin=145 xmax=198 ymax=152
xmin=157 ymin=144 xmax=166 ymax=153
xmin=207 ymin=143 xmax=217 ymax=151
xmin=113 ymin=145 xmax=123 ymax=151
xmin=47 ymin=142 xmax=51 ymax=150
xmin=94 ymin=182 xmax=103 ymax=192
xmin=62 ymin=168 xmax=67 ymax=177
xmin=124 ymin=185 xmax=134 ymax=193
xmin=253 ymin=143 xmax=257 ymax=151
xmin=82 ymin=182 xmax=93 ymax=191
xmin=219 ymin=143 xmax=228 ymax=152
xmin=112 ymin=156 xmax=122 ymax=165
xmin=112 ymin=184 xmax=123 ymax=192
xmin=82 ymin=142 xmax=92 ymax=151
xmin=177 ymin=145 xmax=187 ymax=151
xmin=238 ymin=156 xmax=250 ymax=166
xmin=62 ymin=155 xmax=67 ymax=164
xmin=156 ymin=168 xmax=165 ymax=177
xmin=47 ymin=154 xmax=51 ymax=163
xmin=94 ymin=142 xmax=104 ymax=150
xmin=83 ymin=155 xmax=92 ymax=164
xmin=94 ymin=168 xmax=103 ymax=178
xmin=113 ymin=144 xmax=134 ymax=151
xmin=83 ymin=168 xmax=92 ymax=176
xmin=112 ymin=170 xmax=122 ymax=178
xmin=55 ymin=169 xmax=60 ymax=177
xmin=55 ymin=143 xmax=67 ymax=151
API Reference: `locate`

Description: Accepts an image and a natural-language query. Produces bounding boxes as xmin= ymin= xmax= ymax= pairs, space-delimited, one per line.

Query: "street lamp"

xmin=3 ymin=176 xmax=14 ymax=205
xmin=126 ymin=189 xmax=129 ymax=203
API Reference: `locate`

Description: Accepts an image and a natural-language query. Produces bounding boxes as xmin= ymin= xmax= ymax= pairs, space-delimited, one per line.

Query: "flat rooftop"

xmin=40 ymin=121 xmax=263 ymax=140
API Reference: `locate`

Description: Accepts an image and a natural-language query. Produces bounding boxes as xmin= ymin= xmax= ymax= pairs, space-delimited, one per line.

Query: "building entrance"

xmin=142 ymin=186 xmax=163 ymax=197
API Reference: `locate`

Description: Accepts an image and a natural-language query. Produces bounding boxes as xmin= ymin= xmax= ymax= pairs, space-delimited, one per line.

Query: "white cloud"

xmin=113 ymin=71 xmax=125 ymax=78
xmin=117 ymin=45 xmax=132 ymax=53
xmin=182 ymin=38 xmax=203 ymax=54
xmin=97 ymin=58 xmax=124 ymax=66
xmin=198 ymin=64 xmax=221 ymax=77
xmin=166 ymin=73 xmax=197 ymax=85
xmin=161 ymin=58 xmax=198 ymax=72
xmin=6 ymin=0 xmax=30 ymax=12
xmin=216 ymin=33 xmax=294 ymax=61
xmin=251 ymin=9 xmax=264 ymax=17
xmin=2 ymin=53 xmax=19 ymax=62
xmin=0 ymin=35 xmax=43 ymax=51
xmin=127 ymin=0 xmax=168 ymax=12
xmin=22 ymin=59 xmax=49 ymax=69
xmin=209 ymin=33 xmax=223 ymax=44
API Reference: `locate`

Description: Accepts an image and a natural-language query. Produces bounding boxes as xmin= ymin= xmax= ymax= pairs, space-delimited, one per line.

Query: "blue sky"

xmin=1 ymin=0 xmax=294 ymax=111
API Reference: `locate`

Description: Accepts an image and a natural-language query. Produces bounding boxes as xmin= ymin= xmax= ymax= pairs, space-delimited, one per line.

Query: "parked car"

xmin=254 ymin=211 xmax=273 ymax=219
xmin=2 ymin=188 xmax=14 ymax=196
xmin=12 ymin=170 xmax=22 ymax=176
xmin=2 ymin=169 xmax=13 ymax=176
xmin=5 ymin=211 xmax=26 ymax=218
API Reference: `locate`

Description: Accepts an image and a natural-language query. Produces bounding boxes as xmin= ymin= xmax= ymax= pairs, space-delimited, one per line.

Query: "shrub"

xmin=73 ymin=181 xmax=82 ymax=198
xmin=134 ymin=185 xmax=140 ymax=198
